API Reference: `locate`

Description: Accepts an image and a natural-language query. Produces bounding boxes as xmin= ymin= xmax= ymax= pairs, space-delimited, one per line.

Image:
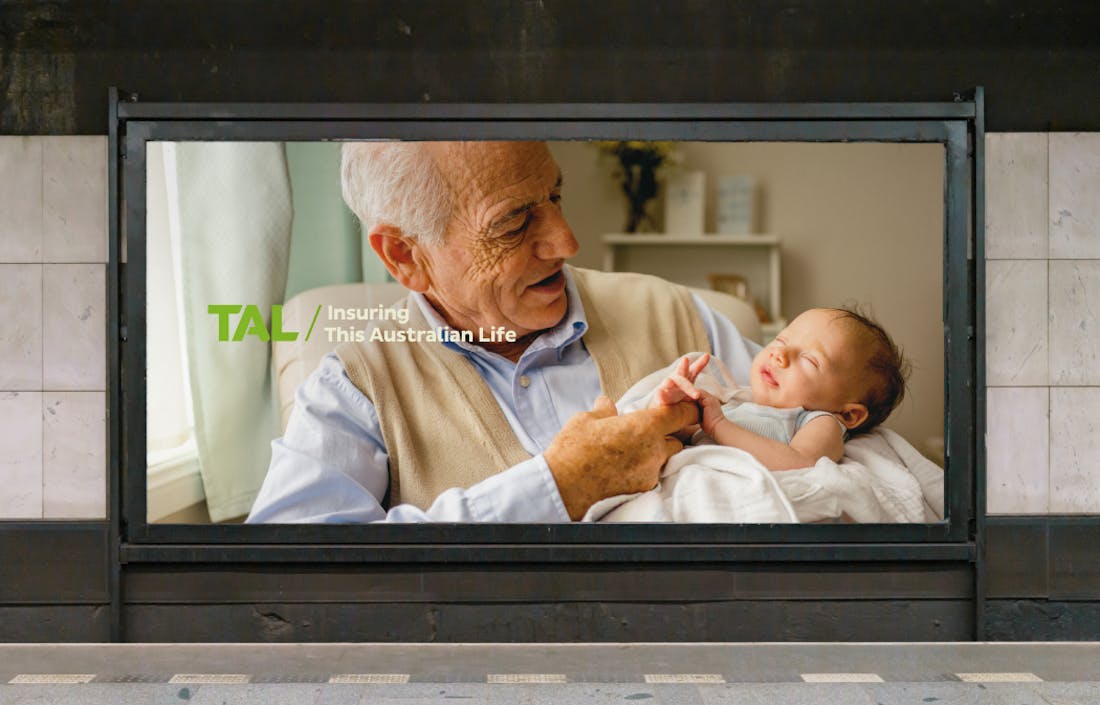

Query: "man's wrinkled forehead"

xmin=424 ymin=141 xmax=552 ymax=186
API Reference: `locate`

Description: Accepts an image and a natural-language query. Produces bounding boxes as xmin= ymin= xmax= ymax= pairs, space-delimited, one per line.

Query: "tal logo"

xmin=207 ymin=304 xmax=300 ymax=342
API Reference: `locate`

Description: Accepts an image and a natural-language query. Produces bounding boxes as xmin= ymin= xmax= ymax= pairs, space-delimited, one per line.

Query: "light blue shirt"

xmin=247 ymin=270 xmax=761 ymax=523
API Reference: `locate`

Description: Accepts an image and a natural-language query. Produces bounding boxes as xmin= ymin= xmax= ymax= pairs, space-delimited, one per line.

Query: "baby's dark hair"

xmin=831 ymin=306 xmax=911 ymax=435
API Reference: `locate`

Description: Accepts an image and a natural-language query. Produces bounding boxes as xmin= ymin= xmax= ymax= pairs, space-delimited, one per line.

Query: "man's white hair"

xmin=340 ymin=142 xmax=452 ymax=246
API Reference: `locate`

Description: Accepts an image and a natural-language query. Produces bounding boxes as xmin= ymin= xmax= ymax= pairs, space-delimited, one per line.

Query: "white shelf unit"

xmin=601 ymin=233 xmax=786 ymax=340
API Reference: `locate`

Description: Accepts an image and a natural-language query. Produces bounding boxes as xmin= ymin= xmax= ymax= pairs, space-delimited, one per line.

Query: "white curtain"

xmin=164 ymin=142 xmax=293 ymax=521
xmin=146 ymin=143 xmax=203 ymax=523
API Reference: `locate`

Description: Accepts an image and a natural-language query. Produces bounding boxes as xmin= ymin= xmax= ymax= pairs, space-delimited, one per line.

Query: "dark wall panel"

xmin=986 ymin=601 xmax=1100 ymax=641
xmin=0 ymin=606 xmax=110 ymax=642
xmin=1050 ymin=522 xmax=1100 ymax=599
xmin=985 ymin=518 xmax=1100 ymax=601
xmin=984 ymin=519 xmax=1048 ymax=599
xmin=119 ymin=563 xmax=973 ymax=641
xmin=122 ymin=562 xmax=972 ymax=604
xmin=0 ymin=524 xmax=110 ymax=604
xmin=2 ymin=0 xmax=1099 ymax=133
xmin=124 ymin=600 xmax=973 ymax=642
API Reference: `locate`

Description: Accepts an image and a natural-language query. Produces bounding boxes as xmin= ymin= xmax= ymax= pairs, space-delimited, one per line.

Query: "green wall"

xmin=284 ymin=142 xmax=390 ymax=301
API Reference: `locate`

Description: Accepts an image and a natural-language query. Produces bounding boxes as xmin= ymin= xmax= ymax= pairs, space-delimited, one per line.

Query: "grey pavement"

xmin=0 ymin=643 xmax=1098 ymax=705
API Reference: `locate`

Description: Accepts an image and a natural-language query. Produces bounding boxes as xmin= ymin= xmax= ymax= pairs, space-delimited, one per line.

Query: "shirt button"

xmin=519 ymin=375 xmax=531 ymax=388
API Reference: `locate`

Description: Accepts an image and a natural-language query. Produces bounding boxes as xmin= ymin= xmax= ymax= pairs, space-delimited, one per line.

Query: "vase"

xmin=620 ymin=162 xmax=659 ymax=233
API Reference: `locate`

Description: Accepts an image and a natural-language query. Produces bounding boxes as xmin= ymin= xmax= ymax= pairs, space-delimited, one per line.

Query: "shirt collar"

xmin=409 ymin=264 xmax=589 ymax=359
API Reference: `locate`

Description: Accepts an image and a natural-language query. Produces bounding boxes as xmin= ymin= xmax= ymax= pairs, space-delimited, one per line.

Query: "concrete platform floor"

xmin=1 ymin=642 xmax=1098 ymax=704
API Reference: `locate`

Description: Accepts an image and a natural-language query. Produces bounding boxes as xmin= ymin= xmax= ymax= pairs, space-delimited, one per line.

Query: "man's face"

xmin=417 ymin=142 xmax=579 ymax=340
xmin=749 ymin=308 xmax=868 ymax=414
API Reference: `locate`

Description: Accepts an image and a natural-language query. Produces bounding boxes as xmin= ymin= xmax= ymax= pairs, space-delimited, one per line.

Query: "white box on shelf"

xmin=664 ymin=170 xmax=705 ymax=235
xmin=600 ymin=233 xmax=784 ymax=341
xmin=717 ymin=174 xmax=755 ymax=235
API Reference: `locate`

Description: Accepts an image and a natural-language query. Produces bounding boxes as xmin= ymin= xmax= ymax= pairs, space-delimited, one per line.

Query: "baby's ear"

xmin=837 ymin=403 xmax=869 ymax=430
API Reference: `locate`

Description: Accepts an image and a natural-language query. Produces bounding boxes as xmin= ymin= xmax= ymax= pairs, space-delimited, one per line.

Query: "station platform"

xmin=1 ymin=642 xmax=1098 ymax=704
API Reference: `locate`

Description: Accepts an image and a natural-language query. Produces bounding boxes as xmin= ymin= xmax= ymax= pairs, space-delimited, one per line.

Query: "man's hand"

xmin=544 ymin=395 xmax=700 ymax=520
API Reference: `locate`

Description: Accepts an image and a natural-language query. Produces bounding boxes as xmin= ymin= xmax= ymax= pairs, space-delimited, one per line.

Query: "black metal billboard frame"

xmin=109 ymin=92 xmax=984 ymax=571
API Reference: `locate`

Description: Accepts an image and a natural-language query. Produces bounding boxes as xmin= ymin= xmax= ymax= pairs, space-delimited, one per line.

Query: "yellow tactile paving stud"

xmin=328 ymin=674 xmax=411 ymax=684
xmin=168 ymin=674 xmax=252 ymax=684
xmin=956 ymin=672 xmax=1043 ymax=683
xmin=487 ymin=674 xmax=568 ymax=683
xmin=644 ymin=674 xmax=726 ymax=684
xmin=801 ymin=673 xmax=885 ymax=683
xmin=9 ymin=674 xmax=97 ymax=684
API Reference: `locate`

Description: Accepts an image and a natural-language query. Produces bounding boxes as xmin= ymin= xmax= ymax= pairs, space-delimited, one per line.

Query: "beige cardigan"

xmin=336 ymin=266 xmax=709 ymax=509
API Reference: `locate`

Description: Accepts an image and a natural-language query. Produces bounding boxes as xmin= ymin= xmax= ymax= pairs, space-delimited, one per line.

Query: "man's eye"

xmin=506 ymin=217 xmax=528 ymax=236
xmin=504 ymin=215 xmax=532 ymax=238
xmin=497 ymin=224 xmax=525 ymax=243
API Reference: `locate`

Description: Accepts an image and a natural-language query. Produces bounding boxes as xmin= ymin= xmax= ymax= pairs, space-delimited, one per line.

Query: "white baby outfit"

xmin=585 ymin=353 xmax=851 ymax=523
xmin=694 ymin=398 xmax=847 ymax=447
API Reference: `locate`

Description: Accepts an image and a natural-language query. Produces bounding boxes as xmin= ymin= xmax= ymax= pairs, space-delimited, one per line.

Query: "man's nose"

xmin=535 ymin=209 xmax=579 ymax=260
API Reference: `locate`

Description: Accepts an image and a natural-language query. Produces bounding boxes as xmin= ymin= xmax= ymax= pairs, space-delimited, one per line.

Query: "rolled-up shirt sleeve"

xmin=246 ymin=353 xmax=571 ymax=524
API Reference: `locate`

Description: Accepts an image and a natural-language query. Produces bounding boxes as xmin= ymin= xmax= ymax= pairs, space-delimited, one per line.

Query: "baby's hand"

xmin=650 ymin=354 xmax=711 ymax=408
xmin=697 ymin=390 xmax=727 ymax=437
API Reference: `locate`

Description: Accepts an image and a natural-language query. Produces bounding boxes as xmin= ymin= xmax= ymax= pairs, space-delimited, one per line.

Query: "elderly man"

xmin=247 ymin=141 xmax=760 ymax=523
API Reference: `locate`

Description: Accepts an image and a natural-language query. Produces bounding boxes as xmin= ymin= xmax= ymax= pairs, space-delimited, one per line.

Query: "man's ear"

xmin=368 ymin=225 xmax=431 ymax=293
xmin=837 ymin=402 xmax=869 ymax=430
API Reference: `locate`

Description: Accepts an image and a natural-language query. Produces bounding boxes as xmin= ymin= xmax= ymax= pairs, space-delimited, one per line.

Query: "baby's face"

xmin=749 ymin=309 xmax=868 ymax=417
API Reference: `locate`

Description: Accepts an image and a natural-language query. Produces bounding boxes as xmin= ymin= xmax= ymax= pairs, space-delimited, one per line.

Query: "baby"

xmin=652 ymin=307 xmax=910 ymax=471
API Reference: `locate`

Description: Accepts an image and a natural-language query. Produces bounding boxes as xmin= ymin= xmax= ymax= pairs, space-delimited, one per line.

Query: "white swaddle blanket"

xmin=584 ymin=354 xmax=942 ymax=523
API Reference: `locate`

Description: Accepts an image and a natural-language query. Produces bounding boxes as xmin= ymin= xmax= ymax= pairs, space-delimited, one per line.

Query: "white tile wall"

xmin=1049 ymin=133 xmax=1100 ymax=259
xmin=1049 ymin=388 xmax=1100 ymax=513
xmin=986 ymin=387 xmax=1049 ymax=514
xmin=985 ymin=132 xmax=1100 ymax=516
xmin=0 ymin=137 xmax=108 ymax=519
xmin=42 ymin=137 xmax=108 ymax=263
xmin=43 ymin=391 xmax=106 ymax=518
xmin=43 ymin=264 xmax=106 ymax=391
xmin=0 ymin=391 xmax=44 ymax=518
xmin=985 ymin=259 xmax=1047 ymax=386
xmin=1048 ymin=260 xmax=1100 ymax=386
xmin=985 ymin=133 xmax=1048 ymax=259
xmin=0 ymin=264 xmax=43 ymax=389
xmin=0 ymin=137 xmax=43 ymax=262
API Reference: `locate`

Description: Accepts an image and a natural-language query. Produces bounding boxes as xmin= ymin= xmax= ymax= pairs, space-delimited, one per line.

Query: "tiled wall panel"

xmin=0 ymin=264 xmax=43 ymax=390
xmin=985 ymin=132 xmax=1100 ymax=516
xmin=1048 ymin=260 xmax=1100 ymax=387
xmin=42 ymin=137 xmax=108 ymax=263
xmin=0 ymin=392 xmax=44 ymax=518
xmin=43 ymin=264 xmax=106 ymax=391
xmin=985 ymin=259 xmax=1047 ymax=386
xmin=985 ymin=133 xmax=1048 ymax=259
xmin=0 ymin=137 xmax=107 ymax=519
xmin=1049 ymin=388 xmax=1100 ymax=514
xmin=43 ymin=391 xmax=106 ymax=518
xmin=1049 ymin=133 xmax=1100 ymax=259
xmin=0 ymin=137 xmax=43 ymax=263
xmin=986 ymin=387 xmax=1049 ymax=515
